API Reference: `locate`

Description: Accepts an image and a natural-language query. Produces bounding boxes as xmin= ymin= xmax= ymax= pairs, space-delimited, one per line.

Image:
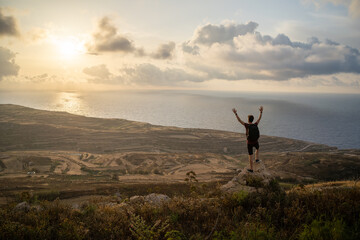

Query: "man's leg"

xmin=255 ymin=149 xmax=259 ymax=162
xmin=247 ymin=143 xmax=254 ymax=171
xmin=248 ymin=154 xmax=253 ymax=171
xmin=255 ymin=142 xmax=260 ymax=163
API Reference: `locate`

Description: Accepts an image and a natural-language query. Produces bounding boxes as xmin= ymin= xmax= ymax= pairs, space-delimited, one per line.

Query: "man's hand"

xmin=233 ymin=108 xmax=244 ymax=125
xmin=255 ymin=106 xmax=263 ymax=124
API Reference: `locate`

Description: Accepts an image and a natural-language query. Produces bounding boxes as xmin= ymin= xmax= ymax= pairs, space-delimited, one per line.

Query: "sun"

xmin=54 ymin=36 xmax=85 ymax=59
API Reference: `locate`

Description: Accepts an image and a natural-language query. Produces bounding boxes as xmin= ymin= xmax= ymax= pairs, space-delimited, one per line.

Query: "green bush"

xmin=164 ymin=230 xmax=186 ymax=240
xmin=244 ymin=174 xmax=264 ymax=188
xmin=299 ymin=218 xmax=349 ymax=240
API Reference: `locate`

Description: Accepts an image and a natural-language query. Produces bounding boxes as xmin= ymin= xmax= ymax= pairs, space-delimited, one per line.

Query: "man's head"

xmin=248 ymin=115 xmax=254 ymax=123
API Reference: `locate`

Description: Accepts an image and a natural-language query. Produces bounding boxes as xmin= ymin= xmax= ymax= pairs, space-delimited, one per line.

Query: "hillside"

xmin=0 ymin=104 xmax=336 ymax=154
xmin=0 ymin=104 xmax=359 ymax=203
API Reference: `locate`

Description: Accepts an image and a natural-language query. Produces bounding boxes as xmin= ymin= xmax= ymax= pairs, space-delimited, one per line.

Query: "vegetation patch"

xmin=50 ymin=161 xmax=62 ymax=172
xmin=2 ymin=183 xmax=360 ymax=239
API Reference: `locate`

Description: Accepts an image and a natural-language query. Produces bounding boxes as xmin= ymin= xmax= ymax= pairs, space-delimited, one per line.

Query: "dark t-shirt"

xmin=244 ymin=122 xmax=258 ymax=144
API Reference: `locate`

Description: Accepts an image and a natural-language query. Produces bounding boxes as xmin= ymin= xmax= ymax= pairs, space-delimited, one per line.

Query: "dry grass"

xmin=1 ymin=181 xmax=360 ymax=239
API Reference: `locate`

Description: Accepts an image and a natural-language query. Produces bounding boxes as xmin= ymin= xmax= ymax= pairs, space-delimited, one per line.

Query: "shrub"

xmin=244 ymin=174 xmax=264 ymax=188
xmin=129 ymin=213 xmax=169 ymax=240
xmin=299 ymin=218 xmax=349 ymax=240
xmin=164 ymin=230 xmax=186 ymax=240
xmin=2 ymin=184 xmax=360 ymax=239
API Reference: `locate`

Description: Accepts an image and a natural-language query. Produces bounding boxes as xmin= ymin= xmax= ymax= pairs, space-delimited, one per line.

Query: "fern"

xmin=129 ymin=213 xmax=169 ymax=240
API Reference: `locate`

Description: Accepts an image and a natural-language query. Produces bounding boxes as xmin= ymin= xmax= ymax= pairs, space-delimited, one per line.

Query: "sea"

xmin=0 ymin=90 xmax=359 ymax=150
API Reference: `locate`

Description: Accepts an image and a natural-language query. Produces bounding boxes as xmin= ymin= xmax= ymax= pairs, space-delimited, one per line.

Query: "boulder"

xmin=221 ymin=160 xmax=273 ymax=193
xmin=144 ymin=193 xmax=170 ymax=206
xmin=13 ymin=201 xmax=30 ymax=213
xmin=129 ymin=193 xmax=170 ymax=206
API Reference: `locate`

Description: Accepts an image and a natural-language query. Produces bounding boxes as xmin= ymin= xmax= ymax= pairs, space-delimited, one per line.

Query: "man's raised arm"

xmin=232 ymin=108 xmax=245 ymax=125
xmin=255 ymin=106 xmax=263 ymax=124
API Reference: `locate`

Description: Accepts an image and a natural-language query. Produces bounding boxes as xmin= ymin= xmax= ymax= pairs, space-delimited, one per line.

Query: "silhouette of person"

xmin=232 ymin=106 xmax=263 ymax=172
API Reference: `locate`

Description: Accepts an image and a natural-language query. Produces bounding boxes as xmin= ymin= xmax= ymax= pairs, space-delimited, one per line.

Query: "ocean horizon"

xmin=1 ymin=90 xmax=359 ymax=150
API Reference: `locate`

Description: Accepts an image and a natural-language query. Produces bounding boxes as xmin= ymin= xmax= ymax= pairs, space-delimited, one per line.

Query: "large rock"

xmin=129 ymin=193 xmax=170 ymax=206
xmin=221 ymin=161 xmax=273 ymax=193
xmin=13 ymin=201 xmax=30 ymax=213
xmin=144 ymin=193 xmax=170 ymax=206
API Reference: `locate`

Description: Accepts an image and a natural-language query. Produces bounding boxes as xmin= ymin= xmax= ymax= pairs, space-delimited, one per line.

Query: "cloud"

xmin=191 ymin=21 xmax=258 ymax=46
xmin=83 ymin=64 xmax=111 ymax=82
xmin=0 ymin=46 xmax=20 ymax=80
xmin=87 ymin=17 xmax=135 ymax=54
xmin=27 ymin=28 xmax=48 ymax=42
xmin=182 ymin=41 xmax=200 ymax=55
xmin=289 ymin=72 xmax=360 ymax=89
xmin=151 ymin=41 xmax=176 ymax=59
xmin=304 ymin=0 xmax=360 ymax=18
xmin=349 ymin=0 xmax=360 ymax=17
xmin=25 ymin=73 xmax=49 ymax=83
xmin=0 ymin=8 xmax=20 ymax=37
xmin=87 ymin=16 xmax=176 ymax=60
xmin=182 ymin=21 xmax=258 ymax=54
xmin=83 ymin=63 xmax=204 ymax=86
xmin=182 ymin=22 xmax=360 ymax=81
xmin=118 ymin=63 xmax=204 ymax=85
xmin=83 ymin=20 xmax=360 ymax=89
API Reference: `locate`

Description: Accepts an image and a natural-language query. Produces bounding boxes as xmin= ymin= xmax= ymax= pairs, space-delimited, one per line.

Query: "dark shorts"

xmin=247 ymin=142 xmax=259 ymax=155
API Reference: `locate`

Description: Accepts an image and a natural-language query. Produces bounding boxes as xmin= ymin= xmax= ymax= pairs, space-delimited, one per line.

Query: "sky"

xmin=0 ymin=0 xmax=360 ymax=93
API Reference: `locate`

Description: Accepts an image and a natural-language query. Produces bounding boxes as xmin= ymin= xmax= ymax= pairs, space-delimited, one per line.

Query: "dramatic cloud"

xmin=87 ymin=16 xmax=176 ymax=60
xmin=182 ymin=22 xmax=360 ymax=81
xmin=84 ymin=20 xmax=360 ymax=87
xmin=0 ymin=8 xmax=20 ymax=37
xmin=0 ymin=46 xmax=20 ymax=80
xmin=151 ymin=42 xmax=176 ymax=59
xmin=191 ymin=21 xmax=258 ymax=46
xmin=83 ymin=64 xmax=111 ymax=81
xmin=182 ymin=21 xmax=258 ymax=54
xmin=182 ymin=41 xmax=200 ymax=55
xmin=87 ymin=17 xmax=135 ymax=54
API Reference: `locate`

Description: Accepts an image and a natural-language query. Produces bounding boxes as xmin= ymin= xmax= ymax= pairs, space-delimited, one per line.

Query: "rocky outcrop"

xmin=221 ymin=161 xmax=273 ymax=193
xmin=144 ymin=193 xmax=170 ymax=206
xmin=129 ymin=193 xmax=170 ymax=206
xmin=13 ymin=202 xmax=44 ymax=212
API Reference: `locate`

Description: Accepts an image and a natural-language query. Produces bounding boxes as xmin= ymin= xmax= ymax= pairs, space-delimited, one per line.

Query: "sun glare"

xmin=54 ymin=36 xmax=85 ymax=59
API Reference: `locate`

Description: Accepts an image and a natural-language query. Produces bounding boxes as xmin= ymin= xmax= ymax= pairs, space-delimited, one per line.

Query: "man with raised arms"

xmin=232 ymin=106 xmax=263 ymax=172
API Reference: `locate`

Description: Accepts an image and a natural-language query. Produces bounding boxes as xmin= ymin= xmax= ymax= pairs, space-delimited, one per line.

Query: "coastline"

xmin=0 ymin=104 xmax=359 ymax=204
xmin=1 ymin=90 xmax=360 ymax=149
